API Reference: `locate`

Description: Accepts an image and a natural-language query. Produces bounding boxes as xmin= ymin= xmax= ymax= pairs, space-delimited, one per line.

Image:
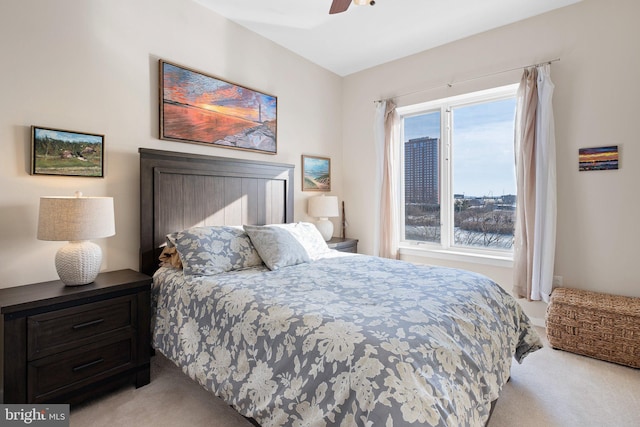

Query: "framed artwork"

xmin=31 ymin=126 xmax=104 ymax=177
xmin=160 ymin=60 xmax=277 ymax=154
xmin=302 ymin=155 xmax=331 ymax=191
xmin=579 ymin=145 xmax=619 ymax=171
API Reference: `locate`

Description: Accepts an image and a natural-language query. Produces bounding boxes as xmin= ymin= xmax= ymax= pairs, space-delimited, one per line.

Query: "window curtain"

xmin=374 ymin=100 xmax=400 ymax=259
xmin=513 ymin=65 xmax=557 ymax=302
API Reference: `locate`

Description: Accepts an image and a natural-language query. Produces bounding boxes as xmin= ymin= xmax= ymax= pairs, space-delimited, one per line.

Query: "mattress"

xmin=152 ymin=253 xmax=541 ymax=427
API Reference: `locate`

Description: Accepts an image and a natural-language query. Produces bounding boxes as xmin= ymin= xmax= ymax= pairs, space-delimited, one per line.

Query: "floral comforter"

xmin=152 ymin=253 xmax=542 ymax=427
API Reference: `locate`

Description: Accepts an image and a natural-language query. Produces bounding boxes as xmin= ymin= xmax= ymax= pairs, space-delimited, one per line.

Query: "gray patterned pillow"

xmin=243 ymin=225 xmax=310 ymax=270
xmin=167 ymin=226 xmax=263 ymax=276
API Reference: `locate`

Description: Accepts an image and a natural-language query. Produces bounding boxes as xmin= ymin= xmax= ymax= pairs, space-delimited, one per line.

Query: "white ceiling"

xmin=193 ymin=0 xmax=581 ymax=76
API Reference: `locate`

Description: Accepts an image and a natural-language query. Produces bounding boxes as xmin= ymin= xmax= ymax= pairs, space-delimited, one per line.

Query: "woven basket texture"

xmin=546 ymin=287 xmax=640 ymax=368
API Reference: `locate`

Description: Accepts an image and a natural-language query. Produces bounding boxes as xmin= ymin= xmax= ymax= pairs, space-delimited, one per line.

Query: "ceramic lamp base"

xmin=55 ymin=240 xmax=102 ymax=286
xmin=314 ymin=218 xmax=334 ymax=241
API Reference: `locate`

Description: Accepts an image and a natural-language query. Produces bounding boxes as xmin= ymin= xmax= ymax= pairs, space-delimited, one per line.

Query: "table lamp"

xmin=308 ymin=195 xmax=339 ymax=241
xmin=37 ymin=191 xmax=115 ymax=286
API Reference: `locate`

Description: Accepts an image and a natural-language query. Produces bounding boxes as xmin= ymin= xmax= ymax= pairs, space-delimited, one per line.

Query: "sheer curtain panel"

xmin=374 ymin=100 xmax=400 ymax=259
xmin=373 ymin=101 xmax=385 ymax=257
xmin=532 ymin=64 xmax=557 ymax=302
xmin=513 ymin=65 xmax=557 ymax=302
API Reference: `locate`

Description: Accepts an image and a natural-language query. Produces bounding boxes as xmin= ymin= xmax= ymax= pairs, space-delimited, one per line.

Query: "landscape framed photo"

xmin=31 ymin=126 xmax=104 ymax=177
xmin=160 ymin=60 xmax=277 ymax=154
xmin=302 ymin=155 xmax=331 ymax=191
xmin=579 ymin=145 xmax=619 ymax=171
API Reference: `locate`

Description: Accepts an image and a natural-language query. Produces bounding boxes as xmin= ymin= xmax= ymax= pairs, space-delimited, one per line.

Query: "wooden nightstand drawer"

xmin=28 ymin=337 xmax=134 ymax=403
xmin=27 ymin=295 xmax=136 ymax=360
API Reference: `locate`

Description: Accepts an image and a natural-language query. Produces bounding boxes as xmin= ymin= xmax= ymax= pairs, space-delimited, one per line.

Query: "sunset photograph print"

xmin=578 ymin=145 xmax=618 ymax=171
xmin=160 ymin=61 xmax=277 ymax=154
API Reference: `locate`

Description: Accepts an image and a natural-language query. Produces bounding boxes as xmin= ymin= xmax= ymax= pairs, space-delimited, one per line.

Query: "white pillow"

xmin=269 ymin=222 xmax=331 ymax=259
xmin=243 ymin=225 xmax=310 ymax=270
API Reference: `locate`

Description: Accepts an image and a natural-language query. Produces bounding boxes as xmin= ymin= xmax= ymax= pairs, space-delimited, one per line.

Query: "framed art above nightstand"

xmin=0 ymin=269 xmax=152 ymax=405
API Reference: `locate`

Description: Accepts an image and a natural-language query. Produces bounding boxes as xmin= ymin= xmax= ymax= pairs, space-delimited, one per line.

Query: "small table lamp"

xmin=37 ymin=191 xmax=115 ymax=286
xmin=308 ymin=195 xmax=339 ymax=241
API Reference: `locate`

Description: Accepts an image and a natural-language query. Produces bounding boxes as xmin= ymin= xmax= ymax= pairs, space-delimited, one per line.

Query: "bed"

xmin=139 ymin=148 xmax=542 ymax=427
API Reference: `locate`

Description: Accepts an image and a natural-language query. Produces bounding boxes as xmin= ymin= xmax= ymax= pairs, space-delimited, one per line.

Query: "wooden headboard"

xmin=139 ymin=148 xmax=295 ymax=277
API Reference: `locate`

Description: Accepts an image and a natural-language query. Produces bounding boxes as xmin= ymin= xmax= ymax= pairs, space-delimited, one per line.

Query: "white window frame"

xmin=397 ymin=84 xmax=518 ymax=266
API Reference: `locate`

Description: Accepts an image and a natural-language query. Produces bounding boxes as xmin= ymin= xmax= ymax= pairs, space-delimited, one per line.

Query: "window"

xmin=399 ymin=84 xmax=518 ymax=254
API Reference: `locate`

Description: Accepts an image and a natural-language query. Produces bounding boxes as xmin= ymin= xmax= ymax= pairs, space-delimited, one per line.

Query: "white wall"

xmin=342 ymin=0 xmax=640 ymax=320
xmin=0 ymin=0 xmax=343 ymax=287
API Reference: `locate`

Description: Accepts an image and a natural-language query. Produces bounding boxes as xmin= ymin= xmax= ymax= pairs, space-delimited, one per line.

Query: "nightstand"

xmin=0 ymin=269 xmax=151 ymax=405
xmin=326 ymin=237 xmax=358 ymax=253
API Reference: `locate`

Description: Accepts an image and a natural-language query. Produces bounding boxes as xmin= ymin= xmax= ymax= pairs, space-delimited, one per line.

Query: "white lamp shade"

xmin=308 ymin=195 xmax=339 ymax=219
xmin=38 ymin=196 xmax=115 ymax=241
xmin=37 ymin=194 xmax=115 ymax=286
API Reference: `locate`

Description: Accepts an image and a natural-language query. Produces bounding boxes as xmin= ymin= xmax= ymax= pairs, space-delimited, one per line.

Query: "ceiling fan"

xmin=330 ymin=0 xmax=375 ymax=15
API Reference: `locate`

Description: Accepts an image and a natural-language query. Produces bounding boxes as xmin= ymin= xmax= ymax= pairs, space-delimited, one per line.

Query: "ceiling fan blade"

xmin=329 ymin=0 xmax=351 ymax=14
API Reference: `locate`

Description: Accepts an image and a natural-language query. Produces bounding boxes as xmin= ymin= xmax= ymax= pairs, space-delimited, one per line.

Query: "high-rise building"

xmin=404 ymin=137 xmax=439 ymax=204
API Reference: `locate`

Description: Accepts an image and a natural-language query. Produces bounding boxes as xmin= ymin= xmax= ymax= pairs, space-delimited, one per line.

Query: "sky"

xmin=35 ymin=128 xmax=103 ymax=144
xmin=404 ymin=98 xmax=516 ymax=197
xmin=163 ymin=62 xmax=276 ymax=123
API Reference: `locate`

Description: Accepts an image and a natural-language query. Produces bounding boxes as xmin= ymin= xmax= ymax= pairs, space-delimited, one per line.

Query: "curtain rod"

xmin=374 ymin=58 xmax=560 ymax=103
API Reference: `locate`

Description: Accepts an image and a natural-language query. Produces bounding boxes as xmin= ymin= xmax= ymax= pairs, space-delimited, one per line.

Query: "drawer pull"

xmin=72 ymin=358 xmax=104 ymax=372
xmin=72 ymin=318 xmax=105 ymax=330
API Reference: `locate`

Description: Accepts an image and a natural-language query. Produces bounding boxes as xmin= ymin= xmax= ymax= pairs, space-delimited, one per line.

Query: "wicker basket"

xmin=546 ymin=287 xmax=640 ymax=368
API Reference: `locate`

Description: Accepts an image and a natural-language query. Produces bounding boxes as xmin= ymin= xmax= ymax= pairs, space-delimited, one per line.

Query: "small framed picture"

xmin=578 ymin=145 xmax=619 ymax=171
xmin=302 ymin=155 xmax=331 ymax=191
xmin=31 ymin=126 xmax=104 ymax=177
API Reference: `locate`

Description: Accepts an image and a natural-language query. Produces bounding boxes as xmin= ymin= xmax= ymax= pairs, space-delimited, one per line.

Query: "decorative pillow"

xmin=167 ymin=226 xmax=262 ymax=276
xmin=243 ymin=225 xmax=311 ymax=271
xmin=269 ymin=222 xmax=331 ymax=259
xmin=158 ymin=246 xmax=183 ymax=269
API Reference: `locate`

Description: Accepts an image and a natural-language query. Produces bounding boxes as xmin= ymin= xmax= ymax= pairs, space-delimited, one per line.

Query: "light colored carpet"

xmin=489 ymin=328 xmax=640 ymax=427
xmin=71 ymin=328 xmax=640 ymax=427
